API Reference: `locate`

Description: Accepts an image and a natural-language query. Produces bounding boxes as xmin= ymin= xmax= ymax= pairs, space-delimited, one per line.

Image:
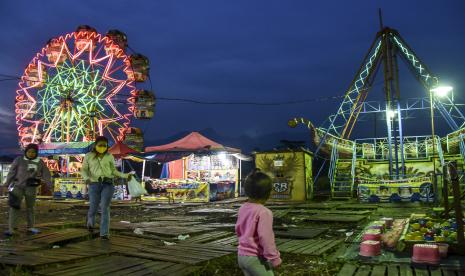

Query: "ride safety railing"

xmin=355 ymin=135 xmax=443 ymax=161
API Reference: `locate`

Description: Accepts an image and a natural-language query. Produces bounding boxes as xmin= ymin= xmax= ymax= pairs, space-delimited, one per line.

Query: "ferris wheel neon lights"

xmin=16 ymin=26 xmax=154 ymax=147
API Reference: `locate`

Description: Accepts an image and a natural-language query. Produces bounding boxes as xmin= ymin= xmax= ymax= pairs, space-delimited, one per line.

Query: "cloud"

xmin=0 ymin=107 xmax=14 ymax=117
xmin=0 ymin=128 xmax=16 ymax=135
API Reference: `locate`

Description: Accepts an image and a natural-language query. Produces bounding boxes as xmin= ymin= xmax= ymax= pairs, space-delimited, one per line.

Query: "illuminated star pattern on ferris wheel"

xmin=16 ymin=30 xmax=137 ymax=146
xmin=39 ymin=60 xmax=110 ymax=142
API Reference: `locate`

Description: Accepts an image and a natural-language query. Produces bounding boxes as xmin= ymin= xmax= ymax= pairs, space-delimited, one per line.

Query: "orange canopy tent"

xmin=144 ymin=132 xmax=248 ymax=198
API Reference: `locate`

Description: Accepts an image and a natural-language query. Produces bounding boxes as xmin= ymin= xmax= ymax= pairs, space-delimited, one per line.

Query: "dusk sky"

xmin=0 ymin=0 xmax=464 ymax=152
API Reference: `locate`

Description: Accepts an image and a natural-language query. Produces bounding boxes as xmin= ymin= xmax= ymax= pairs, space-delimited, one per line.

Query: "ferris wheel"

xmin=15 ymin=25 xmax=155 ymax=147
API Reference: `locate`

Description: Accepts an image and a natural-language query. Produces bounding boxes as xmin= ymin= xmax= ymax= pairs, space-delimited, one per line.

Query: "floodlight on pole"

xmin=430 ymin=86 xmax=453 ymax=97
xmin=427 ymin=85 xmax=453 ymax=203
xmin=387 ymin=109 xmax=397 ymax=119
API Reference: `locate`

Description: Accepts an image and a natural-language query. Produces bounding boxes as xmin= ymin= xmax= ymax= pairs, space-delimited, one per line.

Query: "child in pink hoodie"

xmin=235 ymin=170 xmax=281 ymax=276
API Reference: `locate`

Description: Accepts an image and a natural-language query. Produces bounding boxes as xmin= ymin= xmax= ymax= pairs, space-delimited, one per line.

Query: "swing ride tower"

xmin=289 ymin=20 xmax=465 ymax=202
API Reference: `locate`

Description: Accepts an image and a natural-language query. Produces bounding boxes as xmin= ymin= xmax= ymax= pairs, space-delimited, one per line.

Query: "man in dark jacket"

xmin=3 ymin=144 xmax=51 ymax=236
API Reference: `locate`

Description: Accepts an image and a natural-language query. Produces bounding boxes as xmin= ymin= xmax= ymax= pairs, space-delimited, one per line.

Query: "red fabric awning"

xmin=109 ymin=141 xmax=139 ymax=158
xmin=145 ymin=132 xmax=240 ymax=153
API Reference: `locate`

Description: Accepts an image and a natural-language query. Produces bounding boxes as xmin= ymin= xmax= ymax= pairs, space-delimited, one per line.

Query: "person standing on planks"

xmin=81 ymin=136 xmax=133 ymax=240
xmin=3 ymin=143 xmax=51 ymax=236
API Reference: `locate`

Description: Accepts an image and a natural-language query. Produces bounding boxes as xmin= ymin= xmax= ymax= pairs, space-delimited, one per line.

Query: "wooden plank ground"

xmin=0 ymin=242 xmax=43 ymax=254
xmin=47 ymin=199 xmax=84 ymax=206
xmin=207 ymin=235 xmax=238 ymax=246
xmin=296 ymin=203 xmax=340 ymax=209
xmin=335 ymin=204 xmax=379 ymax=210
xmin=110 ymin=202 xmax=143 ymax=208
xmin=179 ymin=231 xmax=234 ymax=244
xmin=380 ymin=203 xmax=422 ymax=209
xmin=265 ymin=205 xmax=297 ymax=210
xmin=272 ymin=209 xmax=290 ymax=219
xmin=276 ymin=238 xmax=343 ymax=255
xmin=303 ymin=214 xmax=367 ymax=223
xmin=213 ymin=197 xmax=247 ymax=204
xmin=34 ymin=220 xmax=86 ymax=229
xmin=288 ymin=209 xmax=373 ymax=215
xmin=286 ymin=209 xmax=319 ymax=215
xmin=34 ymin=255 xmax=200 ymax=276
xmin=143 ymin=205 xmax=185 ymax=210
xmin=68 ymin=235 xmax=235 ymax=265
xmin=119 ymin=243 xmax=235 ymax=265
xmin=274 ymin=227 xmax=327 ymax=239
xmin=117 ymin=231 xmax=172 ymax=241
xmin=141 ymin=225 xmax=216 ymax=236
xmin=337 ymin=263 xmax=358 ymax=276
xmin=111 ymin=220 xmax=203 ymax=231
xmin=21 ymin=228 xmax=92 ymax=245
xmin=159 ymin=202 xmax=204 ymax=207
xmin=70 ymin=203 xmax=91 ymax=209
xmin=109 ymin=221 xmax=136 ymax=231
xmin=152 ymin=215 xmax=208 ymax=222
xmin=35 ymin=205 xmax=74 ymax=212
xmin=139 ymin=221 xmax=203 ymax=227
xmin=68 ymin=235 xmax=163 ymax=253
xmin=0 ymin=247 xmax=105 ymax=267
xmin=189 ymin=208 xmax=237 ymax=214
xmin=201 ymin=223 xmax=236 ymax=229
xmin=337 ymin=263 xmax=465 ymax=276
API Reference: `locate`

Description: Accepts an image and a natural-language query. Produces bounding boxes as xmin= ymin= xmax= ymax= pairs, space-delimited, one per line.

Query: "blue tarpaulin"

xmin=160 ymin=163 xmax=170 ymax=179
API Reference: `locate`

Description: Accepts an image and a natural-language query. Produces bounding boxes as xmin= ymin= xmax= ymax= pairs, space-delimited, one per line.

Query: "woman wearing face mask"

xmin=3 ymin=143 xmax=51 ymax=236
xmin=81 ymin=136 xmax=133 ymax=240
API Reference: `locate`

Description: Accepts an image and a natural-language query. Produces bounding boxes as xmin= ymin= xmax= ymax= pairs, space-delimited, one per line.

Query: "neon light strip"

xmin=16 ymin=30 xmax=137 ymax=146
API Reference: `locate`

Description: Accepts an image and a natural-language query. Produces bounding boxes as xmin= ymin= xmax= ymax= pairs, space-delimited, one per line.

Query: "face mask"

xmin=96 ymin=145 xmax=107 ymax=154
xmin=26 ymin=150 xmax=38 ymax=160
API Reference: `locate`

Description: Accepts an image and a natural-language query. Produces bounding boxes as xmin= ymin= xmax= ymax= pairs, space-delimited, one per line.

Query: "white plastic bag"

xmin=177 ymin=234 xmax=190 ymax=240
xmin=133 ymin=228 xmax=144 ymax=235
xmin=127 ymin=178 xmax=147 ymax=197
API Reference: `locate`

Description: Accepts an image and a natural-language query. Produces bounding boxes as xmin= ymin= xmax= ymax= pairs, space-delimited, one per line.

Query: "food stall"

xmin=143 ymin=132 xmax=250 ymax=202
xmin=0 ymin=156 xmax=15 ymax=185
xmin=39 ymin=141 xmax=135 ymax=200
xmin=38 ymin=142 xmax=92 ymax=198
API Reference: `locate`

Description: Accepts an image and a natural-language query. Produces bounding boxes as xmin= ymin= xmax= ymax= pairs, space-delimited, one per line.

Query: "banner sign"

xmin=209 ymin=181 xmax=235 ymax=201
xmin=357 ymin=176 xmax=434 ymax=203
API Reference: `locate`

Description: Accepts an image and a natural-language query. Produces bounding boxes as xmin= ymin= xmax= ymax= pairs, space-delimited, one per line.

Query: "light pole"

xmin=429 ymin=85 xmax=453 ymax=202
xmin=386 ymin=109 xmax=397 ymax=178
